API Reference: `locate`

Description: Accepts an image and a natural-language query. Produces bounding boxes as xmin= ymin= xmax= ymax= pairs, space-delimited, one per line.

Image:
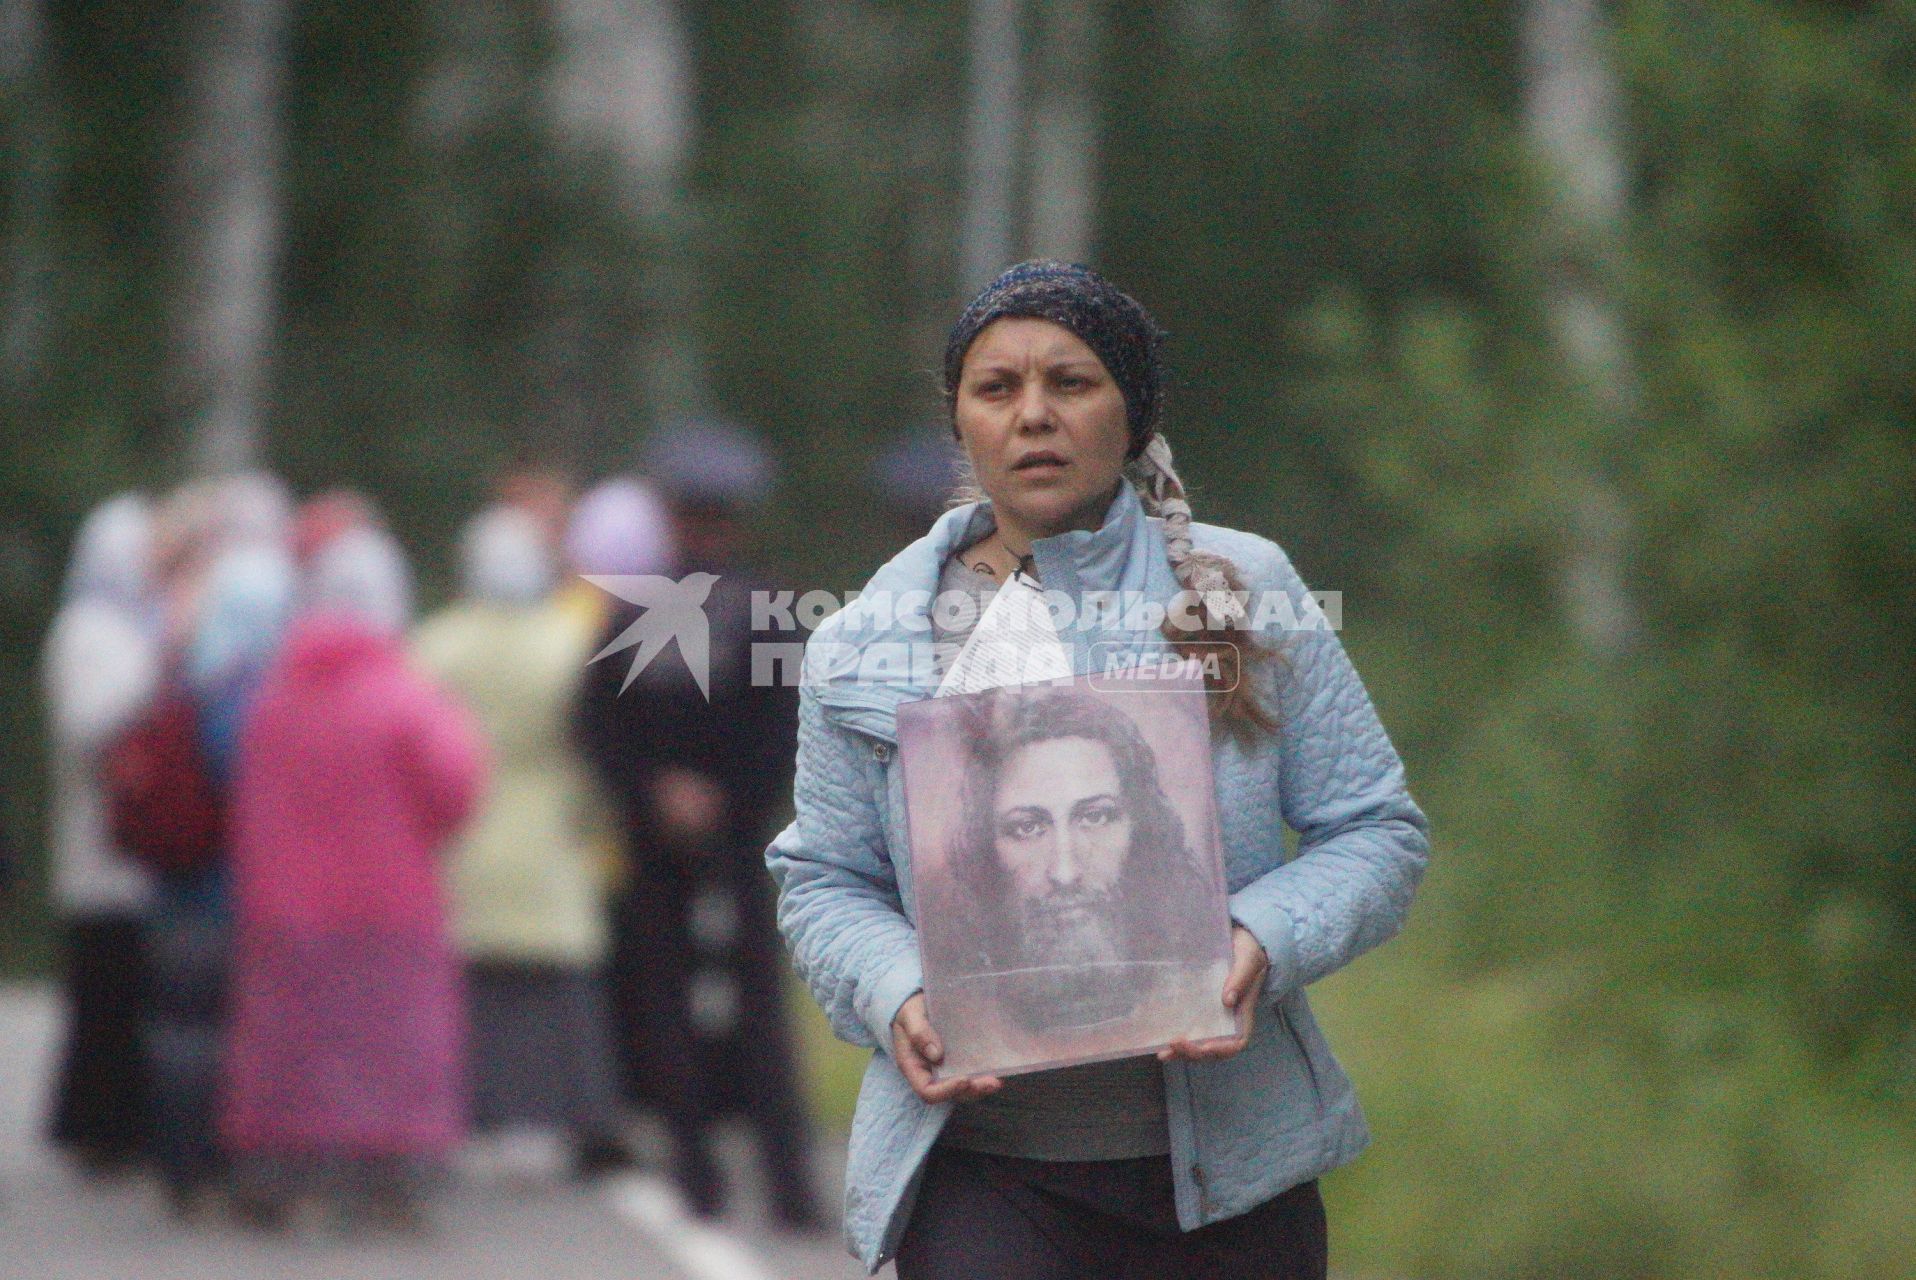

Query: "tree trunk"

xmin=171 ymin=0 xmax=291 ymax=478
xmin=1522 ymin=0 xmax=1638 ymax=655
xmin=547 ymin=0 xmax=705 ymax=445
xmin=1026 ymin=0 xmax=1099 ymax=265
xmin=1 ymin=0 xmax=55 ymax=400
xmin=960 ymin=0 xmax=1023 ymax=292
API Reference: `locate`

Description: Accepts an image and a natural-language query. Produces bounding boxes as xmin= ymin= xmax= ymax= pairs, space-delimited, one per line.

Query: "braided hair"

xmin=1125 ymin=435 xmax=1276 ymax=732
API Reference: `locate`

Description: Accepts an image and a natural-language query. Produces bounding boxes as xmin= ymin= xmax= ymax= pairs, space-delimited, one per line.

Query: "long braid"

xmin=1127 ymin=436 xmax=1277 ymax=733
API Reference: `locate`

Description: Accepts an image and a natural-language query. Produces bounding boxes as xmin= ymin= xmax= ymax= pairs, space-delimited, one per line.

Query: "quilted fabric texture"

xmin=765 ymin=483 xmax=1430 ymax=1271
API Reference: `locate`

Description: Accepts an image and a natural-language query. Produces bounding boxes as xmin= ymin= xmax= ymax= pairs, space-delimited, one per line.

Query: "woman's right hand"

xmin=891 ymin=994 xmax=1002 ymax=1105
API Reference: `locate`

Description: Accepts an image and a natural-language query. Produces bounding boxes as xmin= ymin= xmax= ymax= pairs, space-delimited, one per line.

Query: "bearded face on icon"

xmin=947 ymin=687 xmax=1205 ymax=1032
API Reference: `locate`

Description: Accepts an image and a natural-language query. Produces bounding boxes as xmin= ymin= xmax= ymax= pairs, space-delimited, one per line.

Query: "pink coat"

xmin=220 ymin=614 xmax=487 ymax=1157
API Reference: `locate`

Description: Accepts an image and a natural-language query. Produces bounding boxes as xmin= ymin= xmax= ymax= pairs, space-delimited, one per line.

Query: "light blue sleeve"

xmin=1222 ymin=539 xmax=1431 ymax=1003
xmin=765 ymin=681 xmax=924 ymax=1053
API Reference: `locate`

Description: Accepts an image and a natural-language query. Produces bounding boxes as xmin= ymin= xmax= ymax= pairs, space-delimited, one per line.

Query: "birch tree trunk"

xmin=960 ymin=0 xmax=1023 ymax=291
xmin=1026 ymin=0 xmax=1099 ymax=265
xmin=546 ymin=0 xmax=705 ymax=443
xmin=171 ymin=0 xmax=291 ymax=478
xmin=2 ymin=0 xmax=55 ymax=399
xmin=1522 ymin=0 xmax=1638 ymax=655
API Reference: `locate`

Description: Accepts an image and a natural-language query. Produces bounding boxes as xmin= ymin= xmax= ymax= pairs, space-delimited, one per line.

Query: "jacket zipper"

xmin=1183 ymin=1061 xmax=1214 ymax=1219
xmin=1185 ymin=1012 xmax=1320 ymax=1224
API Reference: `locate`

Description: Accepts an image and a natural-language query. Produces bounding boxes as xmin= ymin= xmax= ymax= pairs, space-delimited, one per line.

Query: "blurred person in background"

xmin=559 ymin=474 xmax=676 ymax=636
xmin=558 ymin=476 xmax=673 ymax=1055
xmin=413 ymin=506 xmax=630 ymax=1180
xmin=145 ymin=475 xmax=299 ymax=1222
xmin=220 ymin=525 xmax=487 ymax=1235
xmin=875 ymin=425 xmax=967 ymax=542
xmin=494 ymin=460 xmax=576 ymax=559
xmin=557 ymin=473 xmax=676 ymax=1105
xmin=574 ymin=419 xmax=822 ymax=1229
xmin=136 ymin=479 xmax=260 ymax=1220
xmin=42 ymin=493 xmax=161 ymax=1176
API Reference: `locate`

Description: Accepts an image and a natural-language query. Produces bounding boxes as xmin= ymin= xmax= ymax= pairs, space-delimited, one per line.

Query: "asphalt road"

xmin=0 ymin=984 xmax=876 ymax=1280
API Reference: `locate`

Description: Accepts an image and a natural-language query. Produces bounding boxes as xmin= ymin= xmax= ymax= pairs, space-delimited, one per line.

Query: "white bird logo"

xmin=582 ymin=572 xmax=722 ymax=700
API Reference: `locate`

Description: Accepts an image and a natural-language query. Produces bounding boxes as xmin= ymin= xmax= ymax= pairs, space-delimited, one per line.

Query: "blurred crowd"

xmin=34 ymin=420 xmax=887 ymax=1239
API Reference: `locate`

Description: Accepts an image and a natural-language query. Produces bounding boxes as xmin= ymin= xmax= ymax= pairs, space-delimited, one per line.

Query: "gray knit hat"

xmin=942 ymin=260 xmax=1168 ymax=459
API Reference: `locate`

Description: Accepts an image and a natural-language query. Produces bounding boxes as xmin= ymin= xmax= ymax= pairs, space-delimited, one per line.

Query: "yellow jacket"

xmin=413 ymin=599 xmax=609 ymax=965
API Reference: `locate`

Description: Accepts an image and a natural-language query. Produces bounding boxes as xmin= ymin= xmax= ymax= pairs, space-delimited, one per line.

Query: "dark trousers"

xmin=897 ymin=1147 xmax=1328 ymax=1280
xmin=49 ymin=915 xmax=151 ymax=1163
xmin=609 ymin=842 xmax=815 ymax=1209
xmin=143 ymin=899 xmax=230 ymax=1193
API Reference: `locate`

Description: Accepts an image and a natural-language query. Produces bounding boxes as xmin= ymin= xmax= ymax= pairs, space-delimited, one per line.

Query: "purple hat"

xmin=564 ymin=477 xmax=676 ymax=577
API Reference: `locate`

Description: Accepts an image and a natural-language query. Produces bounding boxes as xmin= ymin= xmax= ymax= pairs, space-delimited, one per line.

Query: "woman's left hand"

xmin=1158 ymin=926 xmax=1269 ymax=1064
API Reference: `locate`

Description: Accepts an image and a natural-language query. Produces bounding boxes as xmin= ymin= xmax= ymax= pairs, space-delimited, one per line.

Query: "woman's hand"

xmin=1158 ymin=926 xmax=1270 ymax=1065
xmin=891 ymin=993 xmax=1002 ymax=1105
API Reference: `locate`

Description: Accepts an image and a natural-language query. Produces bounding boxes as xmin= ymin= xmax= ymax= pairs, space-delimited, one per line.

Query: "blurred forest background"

xmin=2 ymin=1 xmax=1912 ymax=1277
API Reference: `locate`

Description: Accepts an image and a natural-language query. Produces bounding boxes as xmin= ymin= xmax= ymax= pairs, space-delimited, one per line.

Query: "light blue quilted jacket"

xmin=766 ymin=482 xmax=1430 ymax=1271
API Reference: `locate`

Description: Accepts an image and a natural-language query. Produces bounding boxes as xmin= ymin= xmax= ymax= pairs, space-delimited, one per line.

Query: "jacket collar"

xmin=807 ymin=481 xmax=1177 ymax=738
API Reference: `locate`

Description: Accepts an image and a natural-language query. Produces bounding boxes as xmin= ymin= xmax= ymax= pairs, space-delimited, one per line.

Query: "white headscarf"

xmin=185 ymin=542 xmax=296 ymax=693
xmin=63 ymin=493 xmax=152 ymax=608
xmin=460 ymin=506 xmax=554 ymax=605
xmin=305 ymin=526 xmax=413 ymax=636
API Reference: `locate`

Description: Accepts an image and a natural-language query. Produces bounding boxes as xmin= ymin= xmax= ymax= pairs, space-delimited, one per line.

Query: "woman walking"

xmin=414 ymin=507 xmax=627 ymax=1177
xmin=43 ymin=494 xmax=161 ymax=1175
xmin=220 ymin=526 xmax=486 ymax=1232
xmin=767 ymin=260 xmax=1430 ymax=1277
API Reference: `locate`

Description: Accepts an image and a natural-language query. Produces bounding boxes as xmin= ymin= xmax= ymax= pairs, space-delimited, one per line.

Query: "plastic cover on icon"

xmin=897 ymin=663 xmax=1236 ymax=1079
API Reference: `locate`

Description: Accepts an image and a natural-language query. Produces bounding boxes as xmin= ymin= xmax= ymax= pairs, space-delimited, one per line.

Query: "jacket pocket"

xmin=816 ymin=688 xmax=901 ymax=747
xmin=1275 ymin=999 xmax=1325 ymax=1124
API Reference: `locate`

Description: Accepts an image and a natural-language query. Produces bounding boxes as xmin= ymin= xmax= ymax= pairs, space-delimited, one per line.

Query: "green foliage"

xmin=689 ymin=2 xmax=971 ymax=591
xmin=1318 ymin=935 xmax=1916 ymax=1280
xmin=1282 ymin=3 xmax=1916 ymax=1276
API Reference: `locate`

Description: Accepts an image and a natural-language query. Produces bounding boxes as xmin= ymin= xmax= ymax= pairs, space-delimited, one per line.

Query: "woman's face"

xmin=953 ymin=318 xmax=1131 ymax=541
